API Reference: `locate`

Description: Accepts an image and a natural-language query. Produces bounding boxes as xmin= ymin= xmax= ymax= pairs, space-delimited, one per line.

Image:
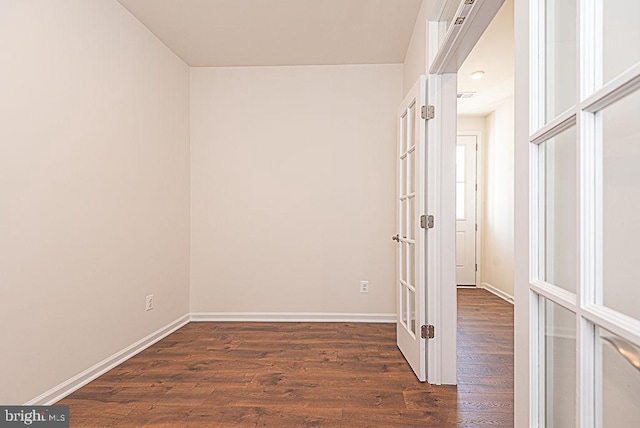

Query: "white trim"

xmin=190 ymin=312 xmax=396 ymax=324
xmin=530 ymin=280 xmax=578 ymax=311
xmin=24 ymin=314 xmax=190 ymax=406
xmin=529 ymin=109 xmax=577 ymax=145
xmin=429 ymin=0 xmax=505 ymax=74
xmin=514 ymin=0 xmax=532 ymax=425
xmin=581 ymin=305 xmax=640 ymax=347
xmin=582 ymin=62 xmax=640 ymax=113
xmin=427 ymin=19 xmax=458 ymax=387
xmin=480 ymin=282 xmax=514 ymax=304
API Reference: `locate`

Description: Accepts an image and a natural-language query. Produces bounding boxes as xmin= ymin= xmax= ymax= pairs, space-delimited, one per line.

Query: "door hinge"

xmin=475 ymin=263 xmax=478 ymax=272
xmin=420 ymin=214 xmax=434 ymax=229
xmin=421 ymin=105 xmax=435 ymax=120
xmin=421 ymin=324 xmax=435 ymax=339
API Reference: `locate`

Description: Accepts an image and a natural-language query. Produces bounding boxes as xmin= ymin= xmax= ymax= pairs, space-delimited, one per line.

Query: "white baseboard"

xmin=479 ymin=282 xmax=514 ymax=304
xmin=25 ymin=314 xmax=190 ymax=406
xmin=25 ymin=312 xmax=394 ymax=404
xmin=190 ymin=312 xmax=396 ymax=323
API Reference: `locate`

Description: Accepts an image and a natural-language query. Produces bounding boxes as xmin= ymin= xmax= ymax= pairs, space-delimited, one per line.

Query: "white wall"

xmin=458 ymin=100 xmax=515 ymax=299
xmin=458 ymin=116 xmax=486 ymax=135
xmin=482 ymin=98 xmax=514 ymax=297
xmin=402 ymin=0 xmax=431 ymax=96
xmin=0 ymin=0 xmax=190 ymax=404
xmin=190 ymin=65 xmax=402 ymax=316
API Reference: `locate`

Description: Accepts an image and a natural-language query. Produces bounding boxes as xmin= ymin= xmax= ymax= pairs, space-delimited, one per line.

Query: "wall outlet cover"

xmin=145 ymin=294 xmax=154 ymax=311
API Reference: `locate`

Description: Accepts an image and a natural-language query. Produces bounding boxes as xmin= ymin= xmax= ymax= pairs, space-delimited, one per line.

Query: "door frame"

xmin=457 ymin=130 xmax=482 ymax=288
xmin=426 ymin=26 xmax=458 ymax=385
xmin=513 ymin=0 xmax=531 ymax=425
xmin=425 ymin=0 xmax=505 ymax=386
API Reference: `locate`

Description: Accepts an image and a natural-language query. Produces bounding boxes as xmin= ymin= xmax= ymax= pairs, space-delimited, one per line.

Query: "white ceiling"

xmin=116 ymin=0 xmax=423 ymax=67
xmin=457 ymin=0 xmax=514 ymax=116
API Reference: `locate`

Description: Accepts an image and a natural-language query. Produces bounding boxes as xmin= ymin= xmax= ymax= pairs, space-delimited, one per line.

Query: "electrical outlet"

xmin=360 ymin=281 xmax=369 ymax=293
xmin=145 ymin=294 xmax=154 ymax=311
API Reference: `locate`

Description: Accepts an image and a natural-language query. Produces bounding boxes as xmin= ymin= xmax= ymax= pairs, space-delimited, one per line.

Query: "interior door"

xmin=395 ymin=76 xmax=427 ymax=382
xmin=455 ymin=135 xmax=477 ymax=285
xmin=524 ymin=0 xmax=640 ymax=425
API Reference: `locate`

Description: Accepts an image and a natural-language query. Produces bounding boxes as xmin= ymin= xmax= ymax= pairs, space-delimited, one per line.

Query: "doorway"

xmin=453 ymin=0 xmax=516 ymax=393
xmin=455 ymin=133 xmax=478 ymax=286
xmin=453 ymin=0 xmax=515 ymax=305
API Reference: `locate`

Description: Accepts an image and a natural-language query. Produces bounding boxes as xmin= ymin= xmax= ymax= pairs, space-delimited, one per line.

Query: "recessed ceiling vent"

xmin=457 ymin=92 xmax=476 ymax=99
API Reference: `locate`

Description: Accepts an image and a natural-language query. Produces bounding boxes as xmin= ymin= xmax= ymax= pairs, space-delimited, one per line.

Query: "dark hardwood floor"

xmin=57 ymin=288 xmax=514 ymax=427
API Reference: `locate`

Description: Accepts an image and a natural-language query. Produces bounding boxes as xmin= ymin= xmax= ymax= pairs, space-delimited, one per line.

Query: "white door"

xmin=521 ymin=0 xmax=640 ymax=426
xmin=395 ymin=76 xmax=427 ymax=382
xmin=455 ymin=135 xmax=477 ymax=286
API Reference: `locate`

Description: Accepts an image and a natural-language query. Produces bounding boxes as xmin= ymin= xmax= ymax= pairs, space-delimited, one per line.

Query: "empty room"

xmin=2 ymin=0 xmax=639 ymax=427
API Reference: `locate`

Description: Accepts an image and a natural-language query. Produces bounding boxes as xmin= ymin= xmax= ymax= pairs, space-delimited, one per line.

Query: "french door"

xmin=527 ymin=0 xmax=640 ymax=426
xmin=395 ymin=76 xmax=427 ymax=381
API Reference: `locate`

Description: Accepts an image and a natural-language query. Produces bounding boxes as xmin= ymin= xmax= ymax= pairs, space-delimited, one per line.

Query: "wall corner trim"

xmin=190 ymin=312 xmax=396 ymax=323
xmin=480 ymin=282 xmax=514 ymax=304
xmin=24 ymin=314 xmax=190 ymax=406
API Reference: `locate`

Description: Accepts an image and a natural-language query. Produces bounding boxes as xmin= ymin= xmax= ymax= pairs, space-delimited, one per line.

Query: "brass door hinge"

xmin=420 ymin=215 xmax=434 ymax=229
xmin=421 ymin=105 xmax=435 ymax=120
xmin=421 ymin=324 xmax=435 ymax=339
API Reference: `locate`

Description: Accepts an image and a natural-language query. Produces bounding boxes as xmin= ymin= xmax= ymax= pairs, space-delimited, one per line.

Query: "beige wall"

xmin=482 ymin=98 xmax=515 ymax=297
xmin=458 ymin=117 xmax=486 ymax=135
xmin=402 ymin=0 xmax=431 ymax=96
xmin=458 ymin=105 xmax=515 ymax=298
xmin=190 ymin=65 xmax=402 ymax=315
xmin=0 ymin=0 xmax=190 ymax=404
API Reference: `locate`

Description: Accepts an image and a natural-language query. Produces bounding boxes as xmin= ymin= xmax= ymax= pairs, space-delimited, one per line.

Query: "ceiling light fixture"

xmin=470 ymin=70 xmax=485 ymax=80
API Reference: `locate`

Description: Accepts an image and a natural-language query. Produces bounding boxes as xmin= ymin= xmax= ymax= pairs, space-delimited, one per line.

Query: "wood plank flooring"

xmin=57 ymin=288 xmax=513 ymax=427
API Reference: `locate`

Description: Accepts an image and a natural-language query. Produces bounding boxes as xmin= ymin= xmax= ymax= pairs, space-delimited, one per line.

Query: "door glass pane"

xmin=542 ymin=126 xmax=577 ymax=292
xmin=408 ymin=289 xmax=416 ymax=335
xmin=408 ymin=196 xmax=415 ymax=240
xmin=400 ymin=284 xmax=407 ymax=327
xmin=597 ymin=327 xmax=640 ymax=427
xmin=601 ymin=89 xmax=640 ymax=319
xmin=603 ymin=1 xmax=640 ymax=85
xmin=456 ymin=145 xmax=466 ymax=220
xmin=545 ymin=0 xmax=576 ymax=122
xmin=400 ymin=113 xmax=407 ymax=154
xmin=600 ymin=91 xmax=640 ymax=319
xmin=456 ymin=182 xmax=465 ymax=220
xmin=400 ymin=199 xmax=406 ymax=240
xmin=405 ymin=285 xmax=411 ymax=328
xmin=456 ymin=145 xmax=465 ymax=182
xmin=408 ymin=243 xmax=415 ymax=287
xmin=400 ymin=242 xmax=406 ymax=283
xmin=407 ymin=104 xmax=415 ymax=150
xmin=541 ymin=297 xmax=576 ymax=428
xmin=400 ymin=157 xmax=407 ymax=196
xmin=408 ymin=151 xmax=415 ymax=194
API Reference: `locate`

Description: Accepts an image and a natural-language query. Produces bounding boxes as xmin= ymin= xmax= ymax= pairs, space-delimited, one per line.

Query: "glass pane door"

xmin=529 ymin=0 xmax=640 ymax=426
